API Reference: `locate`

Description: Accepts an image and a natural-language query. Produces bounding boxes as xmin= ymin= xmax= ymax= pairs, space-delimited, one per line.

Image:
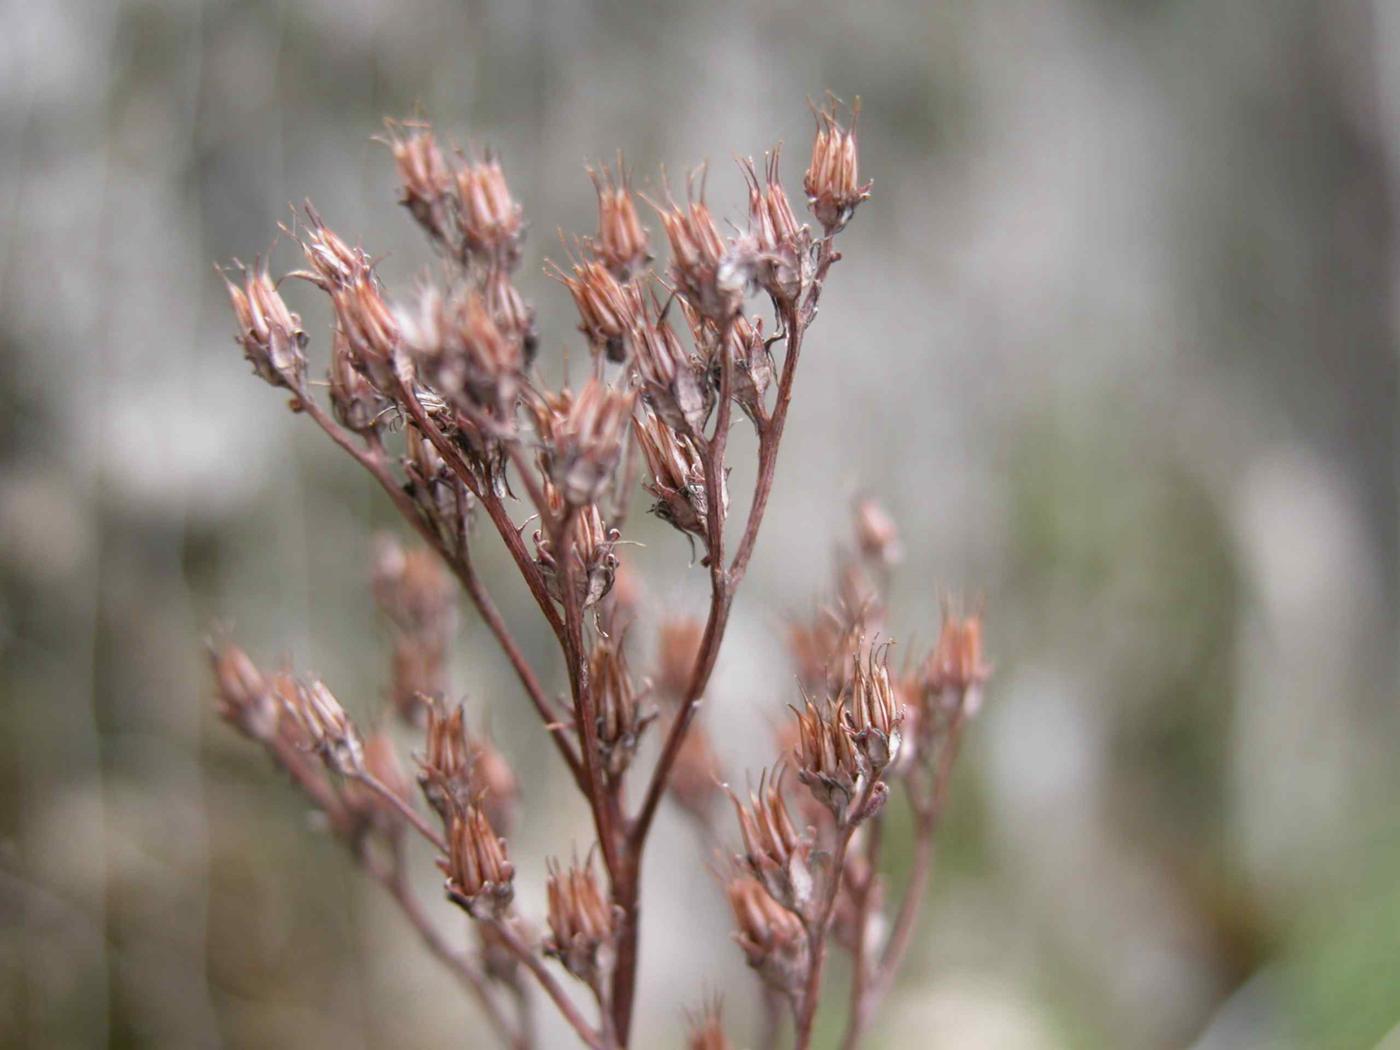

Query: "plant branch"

xmin=792 ymin=775 xmax=877 ymax=1050
xmin=352 ymin=769 xmax=447 ymax=852
xmin=838 ymin=816 xmax=884 ymax=1050
xmin=361 ymin=845 xmax=527 ymax=1050
xmin=486 ymin=917 xmax=608 ymax=1050
xmin=292 ymin=388 xmax=584 ymax=786
xmin=866 ymin=706 xmax=970 ymax=1018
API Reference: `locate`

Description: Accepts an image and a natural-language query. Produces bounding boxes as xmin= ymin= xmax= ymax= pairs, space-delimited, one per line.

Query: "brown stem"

xmin=486 ymin=917 xmax=608 ymax=1050
xmin=454 ymin=541 xmax=586 ymax=788
xmin=729 ymin=238 xmax=837 ymax=587
xmin=838 ymin=817 xmax=884 ymax=1050
xmin=556 ymin=508 xmax=624 ymax=883
xmin=293 ymin=389 xmax=583 ymax=784
xmin=352 ymin=769 xmax=447 ymax=852
xmin=262 ymin=726 xmax=523 ymax=1048
xmin=610 ymin=322 xmax=737 ymax=1041
xmin=866 ymin=706 xmax=970 ymax=1015
xmin=361 ymin=847 xmax=525 ymax=1049
xmin=793 ymin=805 xmax=864 ymax=1050
xmin=628 ymin=318 xmax=738 ymax=850
xmin=393 ymin=378 xmax=567 ymax=643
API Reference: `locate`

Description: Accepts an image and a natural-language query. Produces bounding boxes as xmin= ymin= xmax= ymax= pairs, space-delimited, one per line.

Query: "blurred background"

xmin=2 ymin=0 xmax=1398 ymax=1046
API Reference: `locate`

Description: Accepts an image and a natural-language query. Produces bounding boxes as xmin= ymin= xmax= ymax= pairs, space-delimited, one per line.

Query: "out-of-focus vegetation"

xmin=1 ymin=1 xmax=1397 ymax=1046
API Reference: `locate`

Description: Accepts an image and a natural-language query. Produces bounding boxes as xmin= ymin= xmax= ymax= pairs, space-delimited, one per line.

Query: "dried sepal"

xmin=630 ymin=297 xmax=713 ymax=436
xmin=386 ymin=121 xmax=456 ymax=248
xmin=633 ymin=408 xmax=726 ymax=543
xmin=210 ymin=643 xmax=279 ymax=743
xmin=551 ymin=255 xmax=642 ymax=363
xmin=685 ymin=998 xmax=734 ymax=1050
xmin=440 ymin=803 xmax=515 ymax=919
xmin=590 ymin=635 xmax=655 ymax=776
xmin=398 ymin=284 xmax=522 ymax=422
xmin=589 ymin=158 xmax=651 ymax=281
xmin=455 ymin=151 xmax=525 ymax=270
xmin=804 ymin=97 xmax=871 ymax=234
xmin=285 ymin=679 xmax=365 ymax=777
xmin=650 ymin=174 xmax=745 ymax=321
xmin=728 ymin=769 xmax=814 ymax=914
xmin=741 ymin=149 xmax=810 ymax=308
xmin=533 ymin=486 xmax=621 ymax=609
xmin=727 ymin=874 xmax=808 ymax=1000
xmin=220 ymin=260 xmax=308 ymax=389
xmin=529 ymin=379 xmax=636 ymax=507
xmin=544 ymin=853 xmax=618 ymax=987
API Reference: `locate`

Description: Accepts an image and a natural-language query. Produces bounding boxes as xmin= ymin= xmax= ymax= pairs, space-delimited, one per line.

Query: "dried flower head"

xmin=403 ymin=425 xmax=475 ymax=553
xmin=589 ymin=159 xmax=651 ymax=280
xmin=417 ymin=703 xmax=519 ymax=833
xmin=923 ymin=607 xmax=990 ymax=717
xmin=787 ymin=610 xmax=845 ymax=695
xmin=531 ymin=379 xmax=636 ymax=507
xmin=373 ymin=538 xmax=456 ymax=722
xmin=455 ymin=152 xmax=525 ymax=268
xmin=220 ymin=261 xmax=308 ymax=389
xmin=533 ymin=489 xmax=621 ymax=608
xmin=399 ymin=284 xmax=522 ymax=420
xmin=727 ymin=874 xmax=808 ymax=999
xmin=842 ymin=645 xmax=903 ymax=774
xmin=440 ymin=803 xmax=515 ymax=918
xmin=630 ymin=298 xmax=712 ymax=435
xmin=792 ymin=698 xmax=862 ymax=824
xmin=286 ymin=679 xmax=365 ymax=777
xmin=685 ymin=998 xmax=734 ymax=1050
xmin=552 ymin=256 xmax=641 ymax=363
xmin=329 ymin=327 xmax=392 ymax=433
xmin=418 ymin=702 xmax=474 ymax=819
xmin=349 ymin=729 xmax=415 ymax=834
xmin=210 ymin=643 xmax=279 ymax=742
xmin=742 ymin=150 xmax=809 ymax=307
xmin=854 ymin=497 xmax=901 ymax=569
xmin=652 ymin=175 xmax=744 ymax=321
xmin=634 ymin=408 xmax=726 ymax=544
xmin=720 ymin=312 xmax=774 ymax=427
xmin=294 ymin=208 xmax=402 ymax=388
xmin=804 ymin=97 xmax=871 ymax=233
xmin=387 ymin=122 xmax=455 ymax=247
xmin=483 ymin=269 xmax=539 ymax=365
xmin=544 ymin=853 xmax=617 ymax=985
xmin=729 ymin=769 xmax=814 ymax=913
xmin=469 ymin=732 xmax=520 ymax=836
xmin=590 ymin=635 xmax=655 ymax=776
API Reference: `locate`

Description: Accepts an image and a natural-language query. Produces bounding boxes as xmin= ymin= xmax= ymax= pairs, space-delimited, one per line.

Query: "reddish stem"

xmin=294 ymin=389 xmax=584 ymax=787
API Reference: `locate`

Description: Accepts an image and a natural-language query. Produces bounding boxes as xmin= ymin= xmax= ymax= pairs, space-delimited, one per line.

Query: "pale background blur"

xmin=2 ymin=0 xmax=1398 ymax=1047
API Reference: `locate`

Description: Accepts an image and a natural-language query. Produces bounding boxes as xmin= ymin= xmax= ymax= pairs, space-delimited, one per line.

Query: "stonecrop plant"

xmin=211 ymin=98 xmax=989 ymax=1049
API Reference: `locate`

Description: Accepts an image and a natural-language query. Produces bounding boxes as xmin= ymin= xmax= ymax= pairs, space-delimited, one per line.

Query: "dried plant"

xmin=210 ymin=99 xmax=988 ymax=1048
